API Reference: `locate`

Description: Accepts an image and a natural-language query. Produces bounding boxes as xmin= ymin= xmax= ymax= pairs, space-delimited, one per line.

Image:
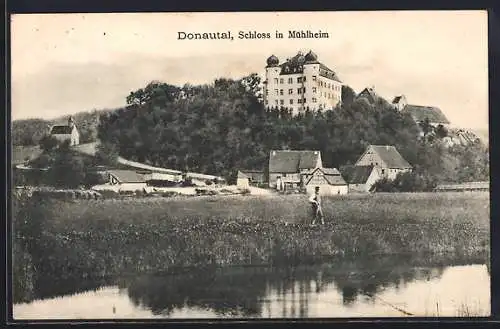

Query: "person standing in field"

xmin=309 ymin=186 xmax=324 ymax=225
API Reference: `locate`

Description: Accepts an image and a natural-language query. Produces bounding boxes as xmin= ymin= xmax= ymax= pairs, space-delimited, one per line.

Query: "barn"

xmin=303 ymin=167 xmax=348 ymax=195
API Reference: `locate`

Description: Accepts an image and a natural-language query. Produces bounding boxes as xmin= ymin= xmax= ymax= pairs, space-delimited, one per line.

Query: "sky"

xmin=11 ymin=11 xmax=488 ymax=130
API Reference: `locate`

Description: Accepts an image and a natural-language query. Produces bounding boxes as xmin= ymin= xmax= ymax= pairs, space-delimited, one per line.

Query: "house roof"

xmin=269 ymin=150 xmax=321 ymax=173
xmin=363 ymin=145 xmax=412 ymax=169
xmin=357 ymin=87 xmax=379 ymax=103
xmin=50 ymin=125 xmax=73 ymax=135
xmin=12 ymin=145 xmax=43 ymax=165
xmin=392 ymin=96 xmax=403 ymax=104
xmin=240 ymin=170 xmax=265 ymax=181
xmin=108 ymin=170 xmax=146 ymax=183
xmin=324 ymin=175 xmax=347 ymax=185
xmin=340 ymin=165 xmax=375 ymax=184
xmin=401 ymin=105 xmax=450 ymax=124
xmin=321 ymin=167 xmax=341 ymax=175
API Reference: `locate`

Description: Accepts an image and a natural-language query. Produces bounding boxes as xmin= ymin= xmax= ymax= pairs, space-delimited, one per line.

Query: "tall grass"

xmin=13 ymin=192 xmax=489 ymax=303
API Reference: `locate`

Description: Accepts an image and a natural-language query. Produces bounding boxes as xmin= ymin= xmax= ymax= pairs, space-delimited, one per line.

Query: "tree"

xmin=39 ymin=135 xmax=59 ymax=152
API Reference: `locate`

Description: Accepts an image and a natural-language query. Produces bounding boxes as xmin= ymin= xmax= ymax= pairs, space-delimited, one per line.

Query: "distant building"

xmin=302 ymin=167 xmax=348 ymax=195
xmin=49 ymin=116 xmax=80 ymax=146
xmin=355 ymin=145 xmax=412 ymax=180
xmin=236 ymin=171 xmax=250 ymax=188
xmin=264 ymin=50 xmax=342 ymax=115
xmin=238 ymin=170 xmax=266 ymax=186
xmin=356 ymin=86 xmax=381 ymax=104
xmin=106 ymin=170 xmax=147 ymax=191
xmin=268 ymin=150 xmax=322 ymax=189
xmin=340 ymin=165 xmax=382 ymax=193
xmin=391 ymin=95 xmax=408 ymax=111
xmin=391 ymin=95 xmax=450 ymax=131
xmin=434 ymin=181 xmax=489 ymax=192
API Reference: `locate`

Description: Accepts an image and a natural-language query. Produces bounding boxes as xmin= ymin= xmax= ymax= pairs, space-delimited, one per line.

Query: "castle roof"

xmin=273 ymin=50 xmax=341 ymax=82
xmin=50 ymin=125 xmax=74 ymax=135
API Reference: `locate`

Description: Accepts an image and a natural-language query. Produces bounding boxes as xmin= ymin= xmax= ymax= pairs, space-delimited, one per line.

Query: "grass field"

xmin=13 ymin=191 xmax=489 ymax=303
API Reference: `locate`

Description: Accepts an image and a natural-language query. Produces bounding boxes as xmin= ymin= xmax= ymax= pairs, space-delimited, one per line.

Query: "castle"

xmin=263 ymin=50 xmax=343 ymax=115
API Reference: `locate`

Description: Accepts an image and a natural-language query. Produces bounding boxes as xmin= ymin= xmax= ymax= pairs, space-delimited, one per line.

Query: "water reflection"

xmin=14 ymin=254 xmax=490 ymax=319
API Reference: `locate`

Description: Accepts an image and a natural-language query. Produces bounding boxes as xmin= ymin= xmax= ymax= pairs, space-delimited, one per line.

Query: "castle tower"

xmin=68 ymin=116 xmax=75 ymax=129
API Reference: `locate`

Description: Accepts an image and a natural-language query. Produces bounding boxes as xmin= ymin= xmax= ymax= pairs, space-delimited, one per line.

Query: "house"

xmin=391 ymin=95 xmax=408 ymax=111
xmin=268 ymin=150 xmax=322 ymax=189
xmin=236 ymin=171 xmax=250 ymax=188
xmin=434 ymin=181 xmax=489 ymax=192
xmin=355 ymin=145 xmax=412 ymax=180
xmin=49 ymin=116 xmax=80 ymax=146
xmin=400 ymin=104 xmax=450 ymax=128
xmin=238 ymin=170 xmax=266 ymax=186
xmin=106 ymin=170 xmax=147 ymax=191
xmin=340 ymin=165 xmax=381 ymax=193
xmin=302 ymin=167 xmax=348 ymax=195
xmin=356 ymin=86 xmax=380 ymax=104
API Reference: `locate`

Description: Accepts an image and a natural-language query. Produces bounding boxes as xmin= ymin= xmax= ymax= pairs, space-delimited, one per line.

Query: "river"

xmin=13 ymin=255 xmax=490 ymax=319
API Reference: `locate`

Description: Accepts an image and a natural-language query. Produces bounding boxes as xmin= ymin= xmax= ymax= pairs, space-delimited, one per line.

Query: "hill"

xmin=12 ymin=108 xmax=115 ymax=146
xmin=96 ymin=76 xmax=488 ymax=186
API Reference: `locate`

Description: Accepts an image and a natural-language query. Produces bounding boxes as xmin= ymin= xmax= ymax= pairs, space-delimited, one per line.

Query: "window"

xmin=275 ymin=89 xmax=279 ymax=95
xmin=297 ymin=77 xmax=302 ymax=83
xmin=280 ymin=78 xmax=284 ymax=84
xmin=382 ymin=169 xmax=385 ymax=175
xmin=288 ymin=89 xmax=293 ymax=94
xmin=265 ymin=100 xmax=268 ymax=105
xmin=283 ymin=173 xmax=287 ymax=177
xmin=265 ymin=89 xmax=269 ymax=95
xmin=312 ymin=76 xmax=317 ymax=81
xmin=298 ymin=99 xmax=302 ymax=104
xmin=280 ymin=99 xmax=284 ymax=105
xmin=303 ymin=76 xmax=306 ymax=82
xmin=298 ymin=88 xmax=302 ymax=94
xmin=312 ymin=87 xmax=317 ymax=93
xmin=275 ymin=100 xmax=279 ymax=105
xmin=290 ymin=99 xmax=293 ymax=105
xmin=312 ymin=98 xmax=317 ymax=103
xmin=280 ymin=89 xmax=284 ymax=95
xmin=303 ymin=87 xmax=306 ymax=93
xmin=288 ymin=77 xmax=293 ymax=84
xmin=274 ymin=78 xmax=278 ymax=84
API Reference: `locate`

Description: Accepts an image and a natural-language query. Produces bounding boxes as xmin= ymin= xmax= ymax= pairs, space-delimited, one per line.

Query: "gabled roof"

xmin=357 ymin=87 xmax=379 ymax=103
xmin=360 ymin=145 xmax=412 ymax=169
xmin=392 ymin=95 xmax=404 ymax=104
xmin=50 ymin=125 xmax=74 ymax=135
xmin=269 ymin=150 xmax=321 ymax=173
xmin=108 ymin=170 xmax=146 ymax=183
xmin=304 ymin=167 xmax=346 ymax=185
xmin=324 ymin=175 xmax=347 ymax=185
xmin=340 ymin=165 xmax=375 ymax=184
xmin=401 ymin=104 xmax=450 ymax=124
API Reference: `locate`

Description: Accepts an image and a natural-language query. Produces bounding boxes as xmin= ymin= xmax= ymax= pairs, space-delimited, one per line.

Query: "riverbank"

xmin=13 ymin=192 xmax=490 ymax=303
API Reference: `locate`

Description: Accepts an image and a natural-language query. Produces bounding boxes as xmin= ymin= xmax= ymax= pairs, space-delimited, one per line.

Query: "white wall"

xmin=306 ymin=184 xmax=348 ymax=196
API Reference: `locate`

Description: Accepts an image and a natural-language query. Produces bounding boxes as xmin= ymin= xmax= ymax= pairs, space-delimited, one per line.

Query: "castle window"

xmin=265 ymin=100 xmax=268 ymax=105
xmin=312 ymin=98 xmax=317 ymax=103
xmin=274 ymin=78 xmax=278 ymax=84
xmin=297 ymin=88 xmax=302 ymax=94
xmin=280 ymin=89 xmax=284 ymax=96
xmin=290 ymin=99 xmax=294 ymax=105
xmin=288 ymin=89 xmax=293 ymax=95
xmin=312 ymin=87 xmax=317 ymax=93
xmin=297 ymin=77 xmax=302 ymax=83
xmin=280 ymin=99 xmax=284 ymax=105
xmin=280 ymin=78 xmax=284 ymax=84
xmin=265 ymin=89 xmax=269 ymax=95
xmin=312 ymin=75 xmax=317 ymax=81
xmin=275 ymin=100 xmax=279 ymax=105
xmin=303 ymin=77 xmax=306 ymax=82
xmin=298 ymin=99 xmax=302 ymax=104
xmin=275 ymin=89 xmax=279 ymax=95
xmin=288 ymin=78 xmax=293 ymax=84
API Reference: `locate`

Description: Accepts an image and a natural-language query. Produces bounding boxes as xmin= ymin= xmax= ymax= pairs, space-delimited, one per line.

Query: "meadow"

xmin=13 ymin=191 xmax=490 ymax=303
